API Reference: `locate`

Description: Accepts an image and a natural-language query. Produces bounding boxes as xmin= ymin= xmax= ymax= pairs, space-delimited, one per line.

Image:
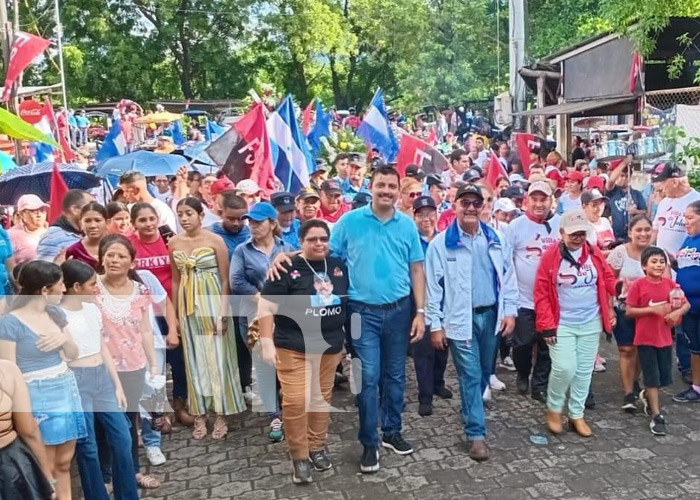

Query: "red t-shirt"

xmin=65 ymin=240 xmax=99 ymax=270
xmin=129 ymin=234 xmax=172 ymax=297
xmin=437 ymin=208 xmax=455 ymax=231
xmin=626 ymin=276 xmax=681 ymax=347
xmin=320 ymin=203 xmax=351 ymax=224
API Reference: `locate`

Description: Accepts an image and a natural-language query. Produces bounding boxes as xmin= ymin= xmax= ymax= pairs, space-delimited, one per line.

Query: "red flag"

xmin=486 ymin=152 xmax=508 ymax=189
xmin=2 ymin=32 xmax=50 ymax=101
xmin=42 ymin=98 xmax=74 ymax=162
xmin=629 ymin=52 xmax=643 ymax=93
xmin=205 ymin=102 xmax=275 ymax=196
xmin=301 ymin=100 xmax=314 ymax=135
xmin=395 ymin=134 xmax=449 ymax=177
xmin=425 ymin=127 xmax=437 ymax=146
xmin=48 ymin=163 xmax=69 ymax=222
xmin=513 ymin=132 xmax=542 ymax=177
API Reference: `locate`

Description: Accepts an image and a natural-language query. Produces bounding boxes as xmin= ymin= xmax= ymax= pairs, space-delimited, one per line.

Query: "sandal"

xmin=212 ymin=417 xmax=228 ymax=440
xmin=154 ymin=415 xmax=172 ymax=434
xmin=192 ymin=415 xmax=208 ymax=440
xmin=136 ymin=474 xmax=161 ymax=489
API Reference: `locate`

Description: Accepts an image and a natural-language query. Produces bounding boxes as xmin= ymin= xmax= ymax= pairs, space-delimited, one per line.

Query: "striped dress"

xmin=173 ymin=247 xmax=245 ymax=415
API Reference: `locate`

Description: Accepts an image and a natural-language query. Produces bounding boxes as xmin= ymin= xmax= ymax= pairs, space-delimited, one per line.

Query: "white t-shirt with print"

xmin=654 ymin=189 xmax=700 ymax=255
xmin=558 ymin=192 xmax=582 ymax=213
xmin=505 ymin=214 xmax=561 ymax=309
xmin=557 ymin=248 xmax=600 ymax=325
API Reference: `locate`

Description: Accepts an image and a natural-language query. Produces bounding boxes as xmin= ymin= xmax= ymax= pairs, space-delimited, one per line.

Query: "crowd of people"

xmin=1 ymin=129 xmax=700 ymax=497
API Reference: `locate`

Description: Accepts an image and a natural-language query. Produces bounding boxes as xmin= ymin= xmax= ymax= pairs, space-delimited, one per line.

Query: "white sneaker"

xmin=490 ymin=374 xmax=506 ymax=391
xmin=498 ymin=356 xmax=517 ymax=372
xmin=145 ymin=446 xmax=166 ymax=466
xmin=482 ymin=386 xmax=492 ymax=402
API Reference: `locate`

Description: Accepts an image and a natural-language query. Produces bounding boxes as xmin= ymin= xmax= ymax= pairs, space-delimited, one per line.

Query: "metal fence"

xmin=645 ymin=86 xmax=700 ymax=110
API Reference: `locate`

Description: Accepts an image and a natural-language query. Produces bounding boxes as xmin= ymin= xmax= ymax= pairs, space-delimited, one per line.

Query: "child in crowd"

xmin=626 ymin=246 xmax=689 ymax=436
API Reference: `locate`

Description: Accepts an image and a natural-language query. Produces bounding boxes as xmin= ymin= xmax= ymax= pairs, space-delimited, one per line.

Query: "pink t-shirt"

xmin=129 ymin=234 xmax=172 ymax=297
xmin=95 ymin=278 xmax=152 ymax=372
xmin=8 ymin=225 xmax=45 ymax=263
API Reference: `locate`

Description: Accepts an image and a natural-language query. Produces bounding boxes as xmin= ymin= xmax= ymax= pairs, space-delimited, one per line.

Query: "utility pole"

xmin=54 ymin=0 xmax=68 ymax=111
xmin=509 ymin=0 xmax=527 ymax=130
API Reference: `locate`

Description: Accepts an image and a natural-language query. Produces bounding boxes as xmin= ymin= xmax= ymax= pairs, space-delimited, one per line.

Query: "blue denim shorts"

xmin=27 ymin=371 xmax=87 ymax=445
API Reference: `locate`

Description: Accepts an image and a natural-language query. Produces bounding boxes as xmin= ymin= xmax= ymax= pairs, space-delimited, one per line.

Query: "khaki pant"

xmin=276 ymin=348 xmax=342 ymax=460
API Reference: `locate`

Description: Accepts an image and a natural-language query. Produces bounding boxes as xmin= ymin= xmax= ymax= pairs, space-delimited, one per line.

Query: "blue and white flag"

xmin=171 ymin=120 xmax=187 ymax=145
xmin=356 ymin=88 xmax=399 ymax=161
xmin=205 ymin=120 xmax=225 ymax=141
xmin=267 ymin=95 xmax=315 ymax=193
xmin=307 ymin=99 xmax=331 ymax=156
xmin=96 ymin=120 xmax=127 ymax=162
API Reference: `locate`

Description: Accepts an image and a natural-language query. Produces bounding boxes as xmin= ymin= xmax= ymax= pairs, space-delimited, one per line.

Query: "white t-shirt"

xmin=558 ymin=192 xmax=582 ymax=213
xmin=607 ymin=244 xmax=644 ymax=302
xmin=654 ymin=189 xmax=700 ymax=255
xmin=557 ymin=248 xmax=600 ymax=325
xmin=61 ymin=303 xmax=103 ymax=360
xmin=505 ymin=213 xmax=561 ymax=309
xmin=586 ymin=217 xmax=615 ymax=249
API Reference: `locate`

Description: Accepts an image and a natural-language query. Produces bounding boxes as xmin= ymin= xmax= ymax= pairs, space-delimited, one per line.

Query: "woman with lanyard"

xmin=0 ymin=260 xmax=85 ymax=499
xmin=106 ymin=202 xmax=132 ymax=236
xmin=535 ymin=210 xmax=617 ymax=437
xmin=8 ymin=194 xmax=48 ymax=264
xmin=170 ymin=197 xmax=245 ymax=440
xmin=63 ymin=202 xmax=108 ymax=269
xmin=94 ymin=234 xmax=160 ymax=490
xmin=606 ymin=215 xmax=652 ymax=411
xmin=259 ymin=219 xmax=349 ymax=483
xmin=231 ymin=201 xmax=293 ymax=442
xmin=60 ymin=259 xmax=139 ymax=500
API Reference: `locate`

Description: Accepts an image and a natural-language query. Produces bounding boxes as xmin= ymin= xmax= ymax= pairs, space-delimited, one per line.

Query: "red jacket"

xmin=534 ymin=241 xmax=617 ymax=336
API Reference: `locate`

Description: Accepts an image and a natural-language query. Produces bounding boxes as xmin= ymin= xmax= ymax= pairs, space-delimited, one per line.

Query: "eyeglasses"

xmin=407 ymin=191 xmax=422 ymax=198
xmin=568 ymin=231 xmax=588 ymax=239
xmin=457 ymin=198 xmax=484 ymax=209
xmin=305 ymin=236 xmax=329 ymax=243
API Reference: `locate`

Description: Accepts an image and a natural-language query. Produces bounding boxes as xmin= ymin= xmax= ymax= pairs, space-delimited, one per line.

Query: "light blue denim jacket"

xmin=425 ymin=219 xmax=518 ymax=341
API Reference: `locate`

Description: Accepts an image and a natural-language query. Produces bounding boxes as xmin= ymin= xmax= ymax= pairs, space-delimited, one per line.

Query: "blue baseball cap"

xmin=243 ymin=202 xmax=278 ymax=221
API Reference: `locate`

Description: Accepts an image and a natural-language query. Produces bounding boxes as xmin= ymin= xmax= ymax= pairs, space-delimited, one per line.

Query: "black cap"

xmin=297 ymin=186 xmax=321 ymax=201
xmin=352 ymin=192 xmax=372 ymax=209
xmin=651 ymin=162 xmax=683 ymax=182
xmin=580 ymin=188 xmax=608 ymax=205
xmin=405 ymin=164 xmax=425 ymax=181
xmin=413 ymin=195 xmax=437 ymax=212
xmin=270 ymin=192 xmax=295 ymax=211
xmin=455 ymin=184 xmax=484 ymax=201
xmin=320 ymin=179 xmax=343 ymax=195
xmin=425 ymin=174 xmax=446 ymax=189
xmin=463 ymin=168 xmax=481 ymax=183
xmin=502 ymin=186 xmax=526 ymax=199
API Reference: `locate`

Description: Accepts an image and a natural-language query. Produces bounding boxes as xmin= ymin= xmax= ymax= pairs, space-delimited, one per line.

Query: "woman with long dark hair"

xmin=94 ymin=234 xmax=160 ymax=490
xmin=60 ymin=259 xmax=139 ymax=499
xmin=0 ymin=260 xmax=84 ymax=499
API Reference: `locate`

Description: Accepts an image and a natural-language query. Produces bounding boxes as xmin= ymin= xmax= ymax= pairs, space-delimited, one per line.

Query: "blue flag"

xmin=205 ymin=120 xmax=225 ymax=141
xmin=307 ymin=99 xmax=331 ymax=156
xmin=96 ymin=120 xmax=127 ymax=162
xmin=172 ymin=120 xmax=187 ymax=145
xmin=356 ymin=88 xmax=399 ymax=161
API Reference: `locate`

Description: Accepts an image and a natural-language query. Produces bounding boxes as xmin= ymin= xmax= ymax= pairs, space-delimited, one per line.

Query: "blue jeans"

xmin=448 ymin=306 xmax=498 ymax=441
xmin=349 ymin=296 xmax=411 ymax=448
xmin=141 ymin=348 xmax=165 ymax=449
xmin=73 ymin=365 xmax=138 ymax=500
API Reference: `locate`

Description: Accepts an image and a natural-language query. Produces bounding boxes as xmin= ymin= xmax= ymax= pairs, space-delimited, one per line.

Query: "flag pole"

xmin=53 ymin=0 xmax=68 ymax=111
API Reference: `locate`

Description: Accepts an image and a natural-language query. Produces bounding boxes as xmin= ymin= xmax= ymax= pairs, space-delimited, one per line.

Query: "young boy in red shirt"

xmin=626 ymin=246 xmax=689 ymax=435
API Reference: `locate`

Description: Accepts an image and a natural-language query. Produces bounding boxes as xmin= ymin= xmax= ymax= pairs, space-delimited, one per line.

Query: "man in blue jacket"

xmin=425 ymin=183 xmax=518 ymax=462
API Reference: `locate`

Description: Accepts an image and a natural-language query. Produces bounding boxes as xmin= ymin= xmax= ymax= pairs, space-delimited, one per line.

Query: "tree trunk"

xmin=329 ymin=52 xmax=344 ymax=107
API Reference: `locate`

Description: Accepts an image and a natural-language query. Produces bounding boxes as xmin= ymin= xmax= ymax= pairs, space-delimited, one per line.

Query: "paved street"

xmin=137 ymin=340 xmax=700 ymax=500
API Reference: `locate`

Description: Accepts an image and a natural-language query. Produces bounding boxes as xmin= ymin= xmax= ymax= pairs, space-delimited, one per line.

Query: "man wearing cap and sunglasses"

xmin=505 ymin=180 xmax=561 ymax=403
xmin=425 ymin=184 xmax=517 ymax=461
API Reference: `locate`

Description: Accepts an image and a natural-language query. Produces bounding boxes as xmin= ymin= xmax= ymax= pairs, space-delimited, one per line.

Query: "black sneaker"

xmin=309 ymin=450 xmax=333 ymax=471
xmin=360 ymin=446 xmax=379 ymax=473
xmin=639 ymin=389 xmax=651 ymax=416
xmin=516 ymin=374 xmax=529 ymax=395
xmin=650 ymin=414 xmax=668 ymax=436
xmin=292 ymin=459 xmax=313 ymax=484
xmin=621 ymin=393 xmax=637 ymax=413
xmin=418 ymin=403 xmax=433 ymax=417
xmin=434 ymin=386 xmax=453 ymax=399
xmin=381 ymin=433 xmax=414 ymax=455
xmin=531 ymin=391 xmax=547 ymax=404
xmin=673 ymin=387 xmax=700 ymax=403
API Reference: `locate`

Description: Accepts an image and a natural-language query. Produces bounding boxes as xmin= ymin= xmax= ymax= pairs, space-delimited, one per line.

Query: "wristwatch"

xmin=416 ymin=308 xmax=425 ymax=314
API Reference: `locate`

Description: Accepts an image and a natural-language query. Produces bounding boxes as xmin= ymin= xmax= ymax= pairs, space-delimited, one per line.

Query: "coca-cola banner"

xmin=18 ymin=99 xmax=44 ymax=124
xmin=2 ymin=31 xmax=50 ymax=101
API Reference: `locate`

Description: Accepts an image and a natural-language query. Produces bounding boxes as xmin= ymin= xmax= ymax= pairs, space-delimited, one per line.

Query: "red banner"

xmin=513 ymin=132 xmax=542 ymax=177
xmin=395 ymin=133 xmax=449 ymax=177
xmin=2 ymin=31 xmax=50 ymax=101
xmin=486 ymin=152 xmax=508 ymax=189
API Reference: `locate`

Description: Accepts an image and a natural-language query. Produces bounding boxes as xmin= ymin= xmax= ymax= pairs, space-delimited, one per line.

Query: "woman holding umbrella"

xmin=8 ymin=194 xmax=48 ymax=264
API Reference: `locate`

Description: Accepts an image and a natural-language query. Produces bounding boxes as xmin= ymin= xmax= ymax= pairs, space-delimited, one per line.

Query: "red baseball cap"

xmin=586 ymin=175 xmax=605 ymax=191
xmin=567 ymin=171 xmax=584 ymax=182
xmin=210 ymin=177 xmax=235 ymax=196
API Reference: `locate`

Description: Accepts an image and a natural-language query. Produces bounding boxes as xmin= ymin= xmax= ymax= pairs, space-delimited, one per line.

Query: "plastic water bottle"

xmin=670 ymin=285 xmax=684 ymax=310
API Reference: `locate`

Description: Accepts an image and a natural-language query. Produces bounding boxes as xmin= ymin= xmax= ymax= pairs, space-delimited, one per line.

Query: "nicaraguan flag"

xmin=307 ymin=99 xmax=331 ymax=156
xmin=267 ymin=95 xmax=315 ymax=193
xmin=96 ymin=120 xmax=127 ymax=162
xmin=357 ymin=88 xmax=399 ymax=161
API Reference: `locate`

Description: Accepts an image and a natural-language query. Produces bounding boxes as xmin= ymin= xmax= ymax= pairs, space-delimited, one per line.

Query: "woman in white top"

xmin=606 ymin=215 xmax=652 ymax=412
xmin=60 ymin=259 xmax=140 ymax=500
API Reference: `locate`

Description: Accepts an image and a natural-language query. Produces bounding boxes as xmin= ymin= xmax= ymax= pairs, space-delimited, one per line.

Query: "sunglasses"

xmin=457 ymin=198 xmax=484 ymax=209
xmin=407 ymin=191 xmax=422 ymax=198
xmin=305 ymin=236 xmax=329 ymax=243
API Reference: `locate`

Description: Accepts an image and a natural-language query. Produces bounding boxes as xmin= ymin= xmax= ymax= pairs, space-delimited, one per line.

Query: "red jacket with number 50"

xmin=534 ymin=241 xmax=618 ymax=337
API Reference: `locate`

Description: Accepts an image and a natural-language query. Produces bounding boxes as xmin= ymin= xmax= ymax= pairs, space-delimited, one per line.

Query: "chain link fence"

xmin=645 ymin=86 xmax=700 ymax=110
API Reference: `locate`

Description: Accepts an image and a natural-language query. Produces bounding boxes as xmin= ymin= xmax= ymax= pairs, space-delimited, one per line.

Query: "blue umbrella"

xmin=94 ymin=150 xmax=189 ymax=178
xmin=0 ymin=162 xmax=101 ymax=205
xmin=182 ymin=142 xmax=216 ymax=167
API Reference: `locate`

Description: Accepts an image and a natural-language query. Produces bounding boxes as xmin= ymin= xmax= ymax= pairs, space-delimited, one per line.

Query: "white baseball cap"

xmin=236 ymin=179 xmax=262 ymax=195
xmin=493 ymin=198 xmax=517 ymax=213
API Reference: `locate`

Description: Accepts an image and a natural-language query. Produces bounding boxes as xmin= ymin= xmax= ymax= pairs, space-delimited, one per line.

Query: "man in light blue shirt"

xmin=425 ymin=183 xmax=517 ymax=462
xmin=341 ymin=154 xmax=371 ymax=203
xmin=330 ymin=164 xmax=425 ymax=473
